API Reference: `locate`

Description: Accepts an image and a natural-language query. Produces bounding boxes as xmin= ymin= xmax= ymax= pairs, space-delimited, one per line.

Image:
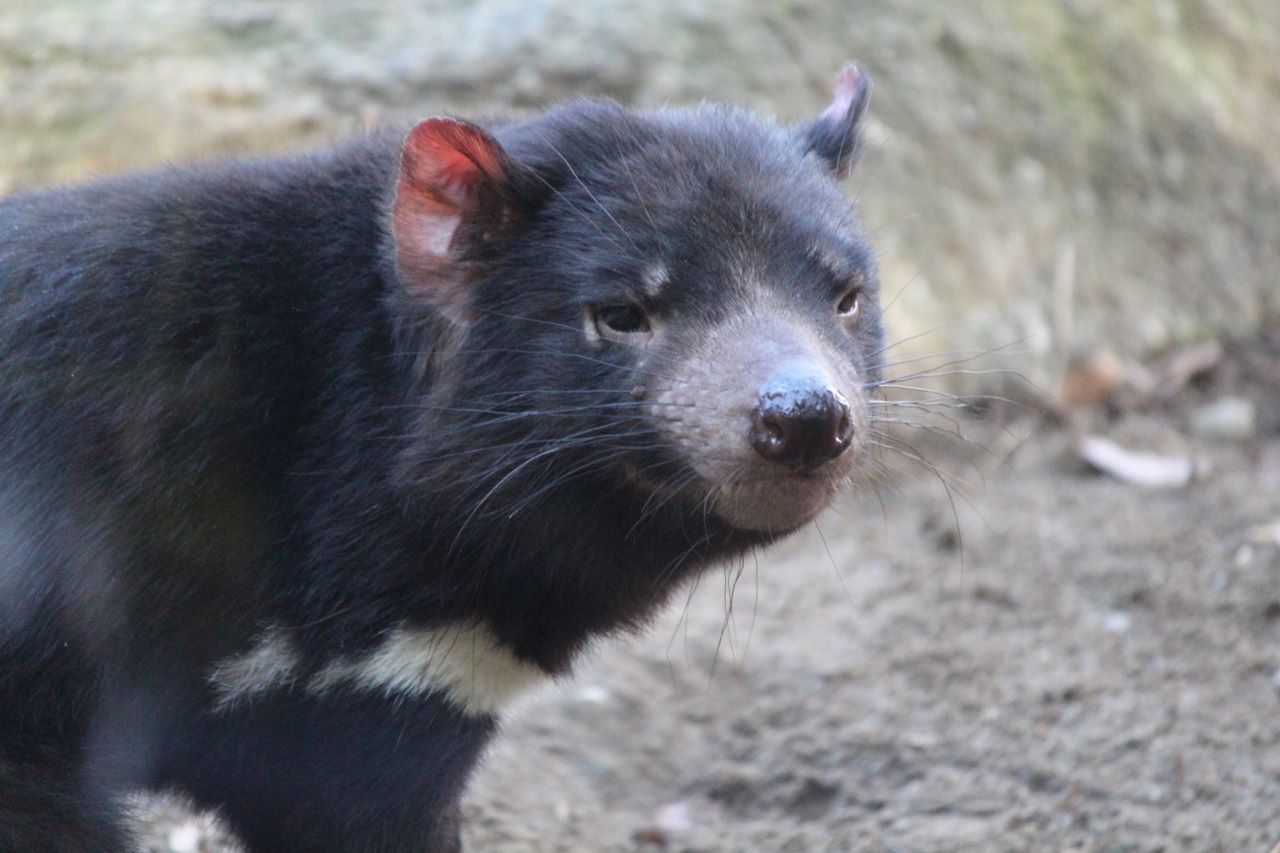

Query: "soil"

xmin=138 ymin=362 xmax=1280 ymax=852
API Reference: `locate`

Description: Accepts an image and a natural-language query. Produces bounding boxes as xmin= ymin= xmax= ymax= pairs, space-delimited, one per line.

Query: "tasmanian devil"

xmin=0 ymin=63 xmax=882 ymax=851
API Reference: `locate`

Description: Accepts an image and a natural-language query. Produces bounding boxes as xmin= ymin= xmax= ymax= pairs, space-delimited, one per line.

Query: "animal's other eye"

xmin=836 ymin=288 xmax=861 ymax=321
xmin=591 ymin=304 xmax=653 ymax=345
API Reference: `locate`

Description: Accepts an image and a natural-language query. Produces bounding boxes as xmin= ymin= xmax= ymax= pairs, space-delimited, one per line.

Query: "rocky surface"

xmin=4 ymin=0 xmax=1279 ymax=387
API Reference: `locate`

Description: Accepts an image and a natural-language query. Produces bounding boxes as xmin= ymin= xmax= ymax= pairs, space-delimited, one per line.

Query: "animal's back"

xmin=0 ymin=139 xmax=401 ymax=850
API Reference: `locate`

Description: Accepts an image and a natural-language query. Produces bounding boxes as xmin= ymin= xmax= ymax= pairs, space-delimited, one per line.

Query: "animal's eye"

xmin=836 ymin=288 xmax=861 ymax=321
xmin=593 ymin=304 xmax=651 ymax=339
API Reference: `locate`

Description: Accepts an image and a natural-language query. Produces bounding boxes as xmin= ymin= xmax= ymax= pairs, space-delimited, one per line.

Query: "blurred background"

xmin=3 ymin=1 xmax=1279 ymax=850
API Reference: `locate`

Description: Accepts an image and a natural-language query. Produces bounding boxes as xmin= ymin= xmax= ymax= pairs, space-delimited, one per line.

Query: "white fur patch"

xmin=207 ymin=628 xmax=300 ymax=711
xmin=640 ymin=262 xmax=668 ymax=297
xmin=312 ymin=622 xmax=548 ymax=716
xmin=207 ymin=622 xmax=547 ymax=718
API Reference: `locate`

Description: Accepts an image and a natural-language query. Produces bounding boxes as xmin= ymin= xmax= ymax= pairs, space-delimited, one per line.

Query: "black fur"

xmin=0 ymin=87 xmax=880 ymax=851
xmin=157 ymin=691 xmax=492 ymax=852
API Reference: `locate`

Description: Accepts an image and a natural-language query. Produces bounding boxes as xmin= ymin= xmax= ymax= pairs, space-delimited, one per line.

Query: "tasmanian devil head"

xmin=391 ymin=64 xmax=880 ymax=545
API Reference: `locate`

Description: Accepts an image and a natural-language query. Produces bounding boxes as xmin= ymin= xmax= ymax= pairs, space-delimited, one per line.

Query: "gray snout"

xmin=750 ymin=366 xmax=854 ymax=471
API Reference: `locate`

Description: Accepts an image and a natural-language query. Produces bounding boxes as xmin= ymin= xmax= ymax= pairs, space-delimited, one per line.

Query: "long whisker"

xmin=869 ymin=417 xmax=996 ymax=458
xmin=469 ymin=305 xmax=591 ymax=336
xmin=611 ymin=127 xmax=667 ymax=258
xmin=876 ymin=269 xmax=918 ymax=318
xmin=523 ymin=167 xmax=631 ymax=256
xmin=861 ymin=320 xmax=973 ymax=362
xmin=812 ymin=517 xmax=857 ymax=611
xmin=445 ymin=432 xmax=640 ymax=557
xmin=870 ymin=383 xmax=1022 ymax=408
xmin=872 ymin=366 xmax=1033 ymax=389
xmin=535 ymin=133 xmax=643 ymax=255
xmin=444 ymin=347 xmax=681 ymax=383
xmin=865 ymin=434 xmax=969 ymax=578
xmin=863 ymin=337 xmax=1033 ymax=378
xmin=863 ymin=344 xmax=1033 ymax=375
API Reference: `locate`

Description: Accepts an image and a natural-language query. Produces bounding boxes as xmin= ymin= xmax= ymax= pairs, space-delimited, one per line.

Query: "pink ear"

xmin=800 ymin=62 xmax=872 ymax=177
xmin=392 ymin=117 xmax=511 ymax=324
xmin=820 ymin=63 xmax=869 ymax=126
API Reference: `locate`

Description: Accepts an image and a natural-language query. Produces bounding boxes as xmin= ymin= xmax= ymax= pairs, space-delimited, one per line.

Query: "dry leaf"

xmin=1077 ymin=436 xmax=1196 ymax=488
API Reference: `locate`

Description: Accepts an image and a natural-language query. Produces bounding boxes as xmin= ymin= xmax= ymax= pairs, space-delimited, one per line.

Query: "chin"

xmin=709 ymin=474 xmax=842 ymax=534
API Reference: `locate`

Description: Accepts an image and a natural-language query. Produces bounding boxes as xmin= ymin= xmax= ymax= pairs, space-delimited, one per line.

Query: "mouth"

xmin=708 ymin=465 xmax=848 ymax=534
xmin=622 ymin=454 xmax=848 ymax=535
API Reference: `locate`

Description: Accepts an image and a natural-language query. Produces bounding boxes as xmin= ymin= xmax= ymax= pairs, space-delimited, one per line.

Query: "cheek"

xmin=648 ymin=381 xmax=754 ymax=475
xmin=642 ymin=331 xmax=757 ymax=474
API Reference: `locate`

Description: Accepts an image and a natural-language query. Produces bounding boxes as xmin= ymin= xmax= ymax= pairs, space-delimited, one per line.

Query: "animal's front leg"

xmin=154 ymin=687 xmax=496 ymax=852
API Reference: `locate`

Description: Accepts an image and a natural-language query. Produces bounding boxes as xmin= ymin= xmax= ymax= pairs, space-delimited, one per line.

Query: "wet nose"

xmin=750 ymin=372 xmax=854 ymax=470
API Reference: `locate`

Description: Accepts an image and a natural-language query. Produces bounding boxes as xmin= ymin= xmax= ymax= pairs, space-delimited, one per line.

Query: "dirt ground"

xmin=139 ymin=349 xmax=1280 ymax=852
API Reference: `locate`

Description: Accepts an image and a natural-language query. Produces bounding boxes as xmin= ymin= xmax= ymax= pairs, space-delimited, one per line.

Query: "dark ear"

xmin=797 ymin=62 xmax=872 ymax=179
xmin=392 ymin=117 xmax=520 ymax=325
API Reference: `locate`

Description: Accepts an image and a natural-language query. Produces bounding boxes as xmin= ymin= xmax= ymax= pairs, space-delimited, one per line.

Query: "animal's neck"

xmin=424 ymin=480 xmax=757 ymax=673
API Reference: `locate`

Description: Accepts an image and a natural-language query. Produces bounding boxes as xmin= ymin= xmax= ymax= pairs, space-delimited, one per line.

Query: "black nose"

xmin=750 ymin=376 xmax=854 ymax=471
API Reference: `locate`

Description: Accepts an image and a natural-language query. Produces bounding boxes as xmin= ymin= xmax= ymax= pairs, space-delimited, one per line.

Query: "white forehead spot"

xmin=640 ymin=262 xmax=668 ymax=297
xmin=311 ymin=621 xmax=549 ymax=716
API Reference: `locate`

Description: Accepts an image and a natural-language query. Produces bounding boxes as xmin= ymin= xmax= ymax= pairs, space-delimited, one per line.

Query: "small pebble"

xmin=1190 ymin=396 xmax=1255 ymax=441
xmin=1103 ymin=611 xmax=1132 ymax=634
xmin=1248 ymin=520 xmax=1280 ymax=547
xmin=655 ymin=801 xmax=692 ymax=833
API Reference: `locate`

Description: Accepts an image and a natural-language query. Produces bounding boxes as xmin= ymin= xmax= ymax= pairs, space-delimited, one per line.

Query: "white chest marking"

xmin=312 ymin=622 xmax=548 ymax=716
xmin=208 ymin=622 xmax=548 ymax=717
